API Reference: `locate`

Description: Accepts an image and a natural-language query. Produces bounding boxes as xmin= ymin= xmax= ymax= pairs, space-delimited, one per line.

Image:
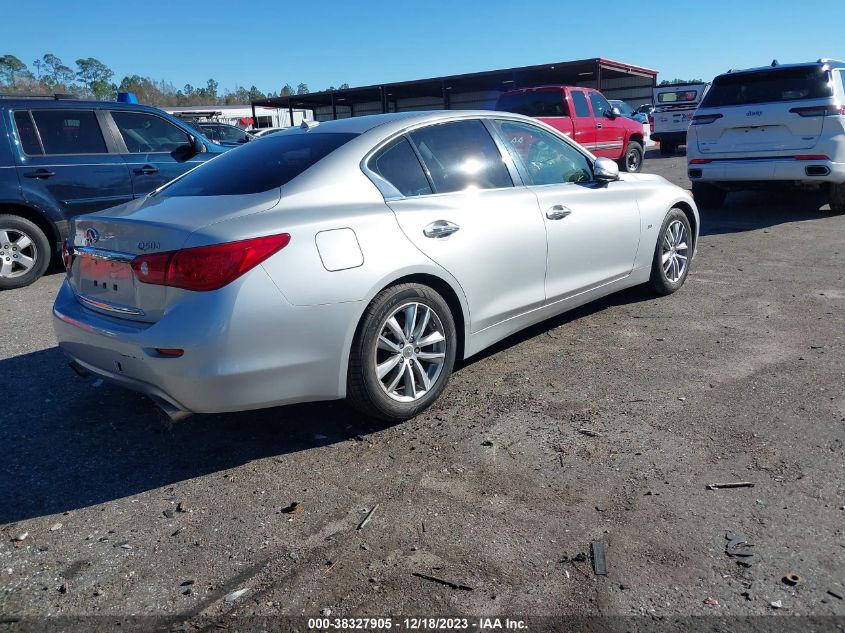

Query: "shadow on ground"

xmin=0 ymin=346 xmax=393 ymax=525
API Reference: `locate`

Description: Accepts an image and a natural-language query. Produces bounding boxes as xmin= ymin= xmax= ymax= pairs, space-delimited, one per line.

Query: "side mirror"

xmin=606 ymin=107 xmax=621 ymax=119
xmin=190 ymin=135 xmax=205 ymax=154
xmin=594 ymin=157 xmax=619 ymax=182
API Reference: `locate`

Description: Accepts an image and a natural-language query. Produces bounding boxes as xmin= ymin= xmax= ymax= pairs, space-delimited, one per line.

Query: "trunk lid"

xmin=68 ymin=189 xmax=281 ymax=322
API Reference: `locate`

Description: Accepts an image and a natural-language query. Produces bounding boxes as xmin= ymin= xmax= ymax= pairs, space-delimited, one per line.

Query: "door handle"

xmin=133 ymin=165 xmax=159 ymax=175
xmin=423 ymin=220 xmax=460 ymax=238
xmin=24 ymin=169 xmax=55 ymax=179
xmin=546 ymin=205 xmax=572 ymax=220
xmin=596 ymin=123 xmax=603 ymax=129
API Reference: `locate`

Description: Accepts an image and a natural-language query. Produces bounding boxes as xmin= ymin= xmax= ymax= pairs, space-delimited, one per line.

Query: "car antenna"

xmin=771 ymin=59 xmax=779 ymax=67
xmin=300 ymin=119 xmax=320 ymax=130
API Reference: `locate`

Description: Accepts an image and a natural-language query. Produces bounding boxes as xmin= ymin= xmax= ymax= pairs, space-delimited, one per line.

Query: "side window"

xmin=13 ymin=111 xmax=43 ymax=155
xmin=367 ymin=137 xmax=432 ymax=197
xmin=571 ymin=91 xmax=591 ymax=117
xmin=31 ymin=110 xmax=107 ymax=155
xmin=494 ymin=120 xmax=592 ymax=186
xmin=408 ymin=120 xmax=512 ymax=194
xmin=111 ymin=111 xmax=190 ymax=153
xmin=589 ymin=92 xmax=611 ymax=119
xmin=218 ymin=125 xmax=245 ymax=142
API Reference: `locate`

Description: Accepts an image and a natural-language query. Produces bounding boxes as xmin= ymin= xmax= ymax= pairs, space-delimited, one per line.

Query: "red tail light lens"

xmin=689 ymin=159 xmax=712 ymax=164
xmin=691 ymin=113 xmax=723 ymax=125
xmin=131 ymin=233 xmax=290 ymax=291
xmin=794 ymin=154 xmax=830 ymax=161
xmin=789 ymin=105 xmax=845 ymax=117
xmin=62 ymin=240 xmax=75 ymax=270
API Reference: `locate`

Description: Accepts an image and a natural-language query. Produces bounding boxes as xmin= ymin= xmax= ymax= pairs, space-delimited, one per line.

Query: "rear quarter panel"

xmin=0 ymin=111 xmax=23 ymax=203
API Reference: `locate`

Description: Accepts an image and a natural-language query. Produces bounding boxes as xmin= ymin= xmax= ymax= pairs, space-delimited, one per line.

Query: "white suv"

xmin=687 ymin=59 xmax=845 ymax=212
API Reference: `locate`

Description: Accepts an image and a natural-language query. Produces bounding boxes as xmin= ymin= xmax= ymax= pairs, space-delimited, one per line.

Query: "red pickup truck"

xmin=494 ymin=86 xmax=645 ymax=172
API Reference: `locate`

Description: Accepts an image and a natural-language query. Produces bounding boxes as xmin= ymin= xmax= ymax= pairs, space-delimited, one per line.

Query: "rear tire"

xmin=659 ymin=142 xmax=676 ymax=156
xmin=691 ymin=182 xmax=727 ymax=209
xmin=347 ymin=283 xmax=457 ymax=422
xmin=619 ymin=141 xmax=644 ymax=173
xmin=0 ymin=214 xmax=51 ymax=290
xmin=829 ymin=182 xmax=845 ymax=214
xmin=649 ymin=208 xmax=692 ymax=296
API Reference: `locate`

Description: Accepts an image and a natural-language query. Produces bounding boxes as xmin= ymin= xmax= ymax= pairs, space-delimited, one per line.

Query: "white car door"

xmin=491 ymin=119 xmax=641 ymax=302
xmin=368 ymin=120 xmax=548 ymax=333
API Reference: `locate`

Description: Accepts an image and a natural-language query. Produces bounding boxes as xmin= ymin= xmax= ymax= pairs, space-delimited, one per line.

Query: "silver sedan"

xmin=53 ymin=111 xmax=698 ymax=421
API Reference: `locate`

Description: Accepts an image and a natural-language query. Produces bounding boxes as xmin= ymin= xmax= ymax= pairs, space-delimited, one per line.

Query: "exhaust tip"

xmin=151 ymin=396 xmax=192 ymax=423
xmin=805 ymin=165 xmax=830 ymax=176
xmin=68 ymin=360 xmax=91 ymax=378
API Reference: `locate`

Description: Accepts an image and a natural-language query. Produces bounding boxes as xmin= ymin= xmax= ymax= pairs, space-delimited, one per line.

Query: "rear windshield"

xmin=160 ymin=132 xmax=358 ymax=197
xmin=701 ymin=66 xmax=832 ymax=108
xmin=657 ymin=89 xmax=699 ymax=103
xmin=495 ymin=91 xmax=568 ymax=117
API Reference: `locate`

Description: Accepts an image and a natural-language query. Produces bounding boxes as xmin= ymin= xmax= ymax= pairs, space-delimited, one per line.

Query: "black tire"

xmin=619 ymin=141 xmax=644 ymax=173
xmin=691 ymin=182 xmax=727 ymax=209
xmin=829 ymin=182 xmax=845 ymax=214
xmin=0 ymin=214 xmax=51 ymax=290
xmin=659 ymin=142 xmax=676 ymax=156
xmin=649 ymin=208 xmax=693 ymax=296
xmin=347 ymin=283 xmax=457 ymax=422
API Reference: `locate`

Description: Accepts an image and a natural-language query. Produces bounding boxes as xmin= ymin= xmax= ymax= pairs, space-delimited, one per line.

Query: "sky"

xmin=4 ymin=0 xmax=845 ymax=96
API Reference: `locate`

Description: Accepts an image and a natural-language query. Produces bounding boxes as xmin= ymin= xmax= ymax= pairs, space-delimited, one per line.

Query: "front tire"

xmin=619 ymin=141 xmax=644 ymax=173
xmin=347 ymin=283 xmax=457 ymax=422
xmin=649 ymin=209 xmax=692 ymax=296
xmin=0 ymin=214 xmax=51 ymax=290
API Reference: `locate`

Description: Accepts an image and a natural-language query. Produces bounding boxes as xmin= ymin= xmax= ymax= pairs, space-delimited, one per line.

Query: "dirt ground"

xmin=1 ymin=150 xmax=843 ymax=630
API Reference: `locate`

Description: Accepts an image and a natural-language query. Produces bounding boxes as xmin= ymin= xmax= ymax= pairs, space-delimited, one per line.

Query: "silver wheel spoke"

xmin=377 ymin=353 xmax=402 ymax=379
xmin=0 ymin=258 xmax=12 ymax=277
xmin=377 ymin=335 xmax=402 ymax=352
xmin=416 ymin=350 xmax=445 ymax=361
xmin=403 ymin=304 xmax=418 ymax=339
xmin=418 ymin=331 xmax=445 ymax=347
xmin=413 ymin=306 xmax=430 ymax=340
xmin=16 ymin=254 xmax=35 ymax=270
xmin=403 ymin=363 xmax=416 ymax=399
xmin=386 ymin=317 xmax=405 ymax=342
xmin=14 ymin=235 xmax=32 ymax=250
xmin=0 ymin=231 xmax=10 ymax=246
xmin=385 ymin=363 xmax=404 ymax=393
xmin=412 ymin=358 xmax=431 ymax=391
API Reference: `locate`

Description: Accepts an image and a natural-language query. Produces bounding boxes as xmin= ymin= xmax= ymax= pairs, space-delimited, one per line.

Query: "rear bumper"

xmin=52 ymin=272 xmax=362 ymax=414
xmin=687 ymin=157 xmax=845 ymax=184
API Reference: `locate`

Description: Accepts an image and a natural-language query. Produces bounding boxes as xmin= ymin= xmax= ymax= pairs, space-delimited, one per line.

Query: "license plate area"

xmin=78 ymin=256 xmax=138 ymax=310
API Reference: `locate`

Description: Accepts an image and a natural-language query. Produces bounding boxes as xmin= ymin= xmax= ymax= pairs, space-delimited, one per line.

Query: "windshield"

xmin=701 ymin=66 xmax=832 ymax=107
xmin=160 ymin=132 xmax=358 ymax=197
xmin=495 ymin=91 xmax=568 ymax=117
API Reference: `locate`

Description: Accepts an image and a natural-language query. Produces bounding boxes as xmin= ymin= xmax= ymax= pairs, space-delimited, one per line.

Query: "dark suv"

xmin=0 ymin=96 xmax=227 ymax=289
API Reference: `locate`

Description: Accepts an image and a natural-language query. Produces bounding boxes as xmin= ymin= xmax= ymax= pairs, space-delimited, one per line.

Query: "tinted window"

xmin=589 ymin=93 xmax=611 ymax=118
xmin=368 ymin=137 xmax=432 ymax=197
xmin=495 ymin=90 xmax=568 ymax=117
xmin=408 ymin=120 xmax=512 ymax=194
xmin=701 ymin=66 xmax=832 ymax=107
xmin=13 ymin=111 xmax=42 ymax=155
xmin=161 ymin=132 xmax=358 ymax=197
xmin=494 ymin=120 xmax=592 ymax=186
xmin=31 ymin=110 xmax=106 ymax=155
xmin=571 ymin=91 xmax=591 ymax=117
xmin=218 ymin=125 xmax=247 ymax=142
xmin=112 ymin=112 xmax=190 ymax=153
xmin=612 ymin=101 xmax=634 ymax=116
xmin=657 ymin=90 xmax=699 ymax=103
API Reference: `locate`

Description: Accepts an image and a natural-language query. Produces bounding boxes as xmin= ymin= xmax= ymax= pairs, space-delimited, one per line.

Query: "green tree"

xmin=659 ymin=78 xmax=703 ymax=86
xmin=247 ymin=85 xmax=265 ymax=101
xmin=280 ymin=83 xmax=293 ymax=96
xmin=75 ymin=57 xmax=114 ymax=99
xmin=41 ymin=53 xmax=75 ymax=88
xmin=205 ymin=78 xmax=219 ymax=103
xmin=296 ymin=82 xmax=309 ymax=95
xmin=338 ymin=83 xmax=349 ymax=90
xmin=0 ymin=55 xmax=31 ymax=85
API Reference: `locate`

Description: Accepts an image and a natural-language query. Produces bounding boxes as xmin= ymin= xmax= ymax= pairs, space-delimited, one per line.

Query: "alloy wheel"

xmin=0 ymin=228 xmax=38 ymax=279
xmin=626 ymin=147 xmax=641 ymax=171
xmin=374 ymin=302 xmax=447 ymax=402
xmin=661 ymin=219 xmax=689 ymax=283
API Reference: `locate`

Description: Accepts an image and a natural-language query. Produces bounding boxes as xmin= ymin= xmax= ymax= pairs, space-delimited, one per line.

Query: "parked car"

xmin=638 ymin=103 xmax=655 ymax=116
xmin=54 ymin=111 xmax=698 ymax=422
xmin=609 ymin=100 xmax=648 ymax=124
xmin=495 ymin=86 xmax=646 ymax=173
xmin=251 ymin=127 xmax=288 ymax=138
xmin=687 ymin=59 xmax=845 ymax=211
xmin=197 ymin=122 xmax=254 ymax=146
xmin=651 ymin=82 xmax=709 ymax=155
xmin=0 ymin=96 xmax=227 ymax=289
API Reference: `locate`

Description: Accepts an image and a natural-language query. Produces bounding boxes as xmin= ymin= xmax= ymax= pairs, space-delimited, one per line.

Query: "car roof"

xmin=0 ymin=97 xmax=176 ymax=115
xmin=718 ymin=59 xmax=845 ymax=78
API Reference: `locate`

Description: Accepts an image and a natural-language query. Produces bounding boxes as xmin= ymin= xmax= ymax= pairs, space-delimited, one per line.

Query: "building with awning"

xmin=251 ymin=57 xmax=657 ymax=123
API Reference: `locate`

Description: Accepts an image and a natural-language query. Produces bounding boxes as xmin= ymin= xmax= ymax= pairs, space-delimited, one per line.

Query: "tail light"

xmin=789 ymin=105 xmax=845 ymax=117
xmin=62 ymin=240 xmax=75 ymax=270
xmin=648 ymin=115 xmax=654 ymax=129
xmin=689 ymin=159 xmax=712 ymax=164
xmin=794 ymin=154 xmax=830 ymax=160
xmin=131 ymin=233 xmax=290 ymax=291
xmin=691 ymin=113 xmax=723 ymax=125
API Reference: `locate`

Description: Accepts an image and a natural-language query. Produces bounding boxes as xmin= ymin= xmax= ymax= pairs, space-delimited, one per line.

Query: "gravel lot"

xmin=1 ymin=151 xmax=844 ymax=629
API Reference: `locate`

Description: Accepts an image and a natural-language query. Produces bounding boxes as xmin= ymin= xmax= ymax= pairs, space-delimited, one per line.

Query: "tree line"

xmin=0 ymin=53 xmax=349 ymax=106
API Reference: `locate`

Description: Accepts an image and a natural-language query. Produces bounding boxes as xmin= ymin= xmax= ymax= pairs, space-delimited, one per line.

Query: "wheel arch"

xmin=0 ymin=202 xmax=62 ymax=254
xmin=672 ymin=200 xmax=698 ymax=250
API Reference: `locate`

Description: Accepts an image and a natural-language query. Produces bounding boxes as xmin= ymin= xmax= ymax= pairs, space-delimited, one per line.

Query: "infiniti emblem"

xmin=84 ymin=228 xmax=99 ymax=246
